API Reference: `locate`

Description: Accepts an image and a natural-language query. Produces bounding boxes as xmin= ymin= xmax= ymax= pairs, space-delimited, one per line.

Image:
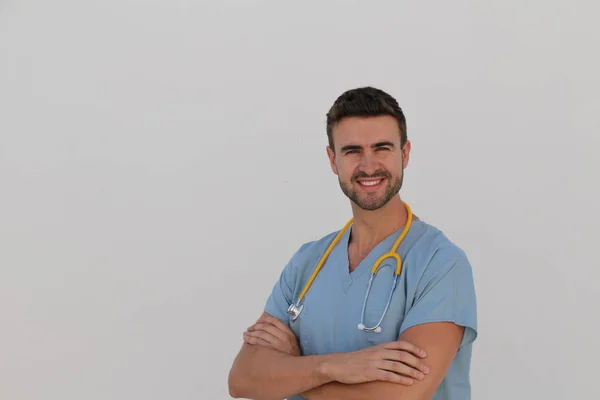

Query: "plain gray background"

xmin=1 ymin=1 xmax=599 ymax=399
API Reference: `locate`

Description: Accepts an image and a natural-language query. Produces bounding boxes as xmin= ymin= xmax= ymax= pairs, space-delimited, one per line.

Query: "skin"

xmin=228 ymin=115 xmax=465 ymax=400
xmin=325 ymin=115 xmax=412 ymax=271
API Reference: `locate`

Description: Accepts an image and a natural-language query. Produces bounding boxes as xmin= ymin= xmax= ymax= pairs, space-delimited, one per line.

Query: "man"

xmin=228 ymin=87 xmax=478 ymax=400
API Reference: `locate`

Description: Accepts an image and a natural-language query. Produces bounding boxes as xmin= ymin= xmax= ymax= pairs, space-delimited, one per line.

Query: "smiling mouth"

xmin=359 ymin=179 xmax=382 ymax=186
xmin=356 ymin=178 xmax=385 ymax=188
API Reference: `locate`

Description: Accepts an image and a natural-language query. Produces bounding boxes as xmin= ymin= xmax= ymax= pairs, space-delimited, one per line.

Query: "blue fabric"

xmin=264 ymin=219 xmax=478 ymax=400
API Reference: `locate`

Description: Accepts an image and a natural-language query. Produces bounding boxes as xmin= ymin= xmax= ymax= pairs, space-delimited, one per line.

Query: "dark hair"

xmin=325 ymin=86 xmax=407 ymax=150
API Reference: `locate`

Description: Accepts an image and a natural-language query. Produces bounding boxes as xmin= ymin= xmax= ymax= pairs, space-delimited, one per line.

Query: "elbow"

xmin=228 ymin=382 xmax=241 ymax=399
xmin=228 ymin=383 xmax=249 ymax=400
xmin=227 ymin=368 xmax=246 ymax=399
xmin=227 ymin=368 xmax=259 ymax=400
xmin=228 ymin=373 xmax=277 ymax=400
xmin=227 ymin=352 xmax=282 ymax=400
xmin=228 ymin=387 xmax=243 ymax=399
xmin=227 ymin=382 xmax=265 ymax=400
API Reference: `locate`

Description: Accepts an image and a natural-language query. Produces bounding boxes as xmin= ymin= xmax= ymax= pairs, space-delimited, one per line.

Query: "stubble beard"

xmin=339 ymin=170 xmax=404 ymax=211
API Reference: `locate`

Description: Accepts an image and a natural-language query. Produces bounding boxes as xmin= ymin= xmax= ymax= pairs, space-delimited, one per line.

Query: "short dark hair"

xmin=325 ymin=86 xmax=407 ymax=150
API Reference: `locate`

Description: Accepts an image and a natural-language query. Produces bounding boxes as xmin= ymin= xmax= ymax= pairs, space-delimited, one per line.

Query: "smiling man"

xmin=228 ymin=87 xmax=478 ymax=400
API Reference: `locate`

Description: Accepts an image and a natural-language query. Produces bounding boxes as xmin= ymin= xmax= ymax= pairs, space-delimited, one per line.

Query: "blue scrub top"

xmin=264 ymin=219 xmax=478 ymax=400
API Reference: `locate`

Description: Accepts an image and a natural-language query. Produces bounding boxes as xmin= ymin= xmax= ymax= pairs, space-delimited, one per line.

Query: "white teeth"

xmin=360 ymin=180 xmax=382 ymax=186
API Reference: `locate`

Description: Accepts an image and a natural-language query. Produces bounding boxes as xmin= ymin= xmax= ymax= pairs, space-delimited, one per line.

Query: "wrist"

xmin=315 ymin=353 xmax=342 ymax=383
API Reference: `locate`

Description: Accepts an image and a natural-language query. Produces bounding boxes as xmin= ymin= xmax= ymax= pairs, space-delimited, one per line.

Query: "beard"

xmin=339 ymin=169 xmax=403 ymax=211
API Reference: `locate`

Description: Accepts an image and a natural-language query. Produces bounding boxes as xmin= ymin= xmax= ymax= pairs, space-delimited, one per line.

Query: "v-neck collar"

xmin=336 ymin=222 xmax=411 ymax=289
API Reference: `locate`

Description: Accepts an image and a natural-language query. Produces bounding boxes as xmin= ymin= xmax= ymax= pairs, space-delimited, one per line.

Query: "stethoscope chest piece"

xmin=287 ymin=302 xmax=304 ymax=321
xmin=357 ymin=323 xmax=382 ymax=333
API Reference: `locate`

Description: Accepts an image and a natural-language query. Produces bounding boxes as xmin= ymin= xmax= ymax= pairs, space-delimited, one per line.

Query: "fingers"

xmin=243 ymin=326 xmax=301 ymax=356
xmin=378 ymin=359 xmax=426 ymax=381
xmin=251 ymin=314 xmax=297 ymax=345
xmin=248 ymin=322 xmax=288 ymax=342
xmin=244 ymin=328 xmax=279 ymax=345
xmin=376 ymin=370 xmax=415 ymax=386
xmin=257 ymin=313 xmax=293 ymax=335
xmin=244 ymin=318 xmax=297 ymax=354
xmin=381 ymin=349 xmax=430 ymax=375
xmin=243 ymin=332 xmax=272 ymax=347
xmin=380 ymin=340 xmax=427 ymax=358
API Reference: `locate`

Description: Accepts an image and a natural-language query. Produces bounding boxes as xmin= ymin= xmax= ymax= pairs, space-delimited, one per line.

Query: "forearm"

xmin=228 ymin=344 xmax=334 ymax=400
xmin=302 ymin=381 xmax=409 ymax=400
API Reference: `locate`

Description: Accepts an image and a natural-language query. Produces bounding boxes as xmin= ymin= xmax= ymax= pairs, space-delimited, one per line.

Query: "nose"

xmin=359 ymin=152 xmax=378 ymax=175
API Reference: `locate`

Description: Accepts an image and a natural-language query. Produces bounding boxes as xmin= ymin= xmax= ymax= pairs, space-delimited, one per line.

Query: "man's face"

xmin=327 ymin=115 xmax=410 ymax=211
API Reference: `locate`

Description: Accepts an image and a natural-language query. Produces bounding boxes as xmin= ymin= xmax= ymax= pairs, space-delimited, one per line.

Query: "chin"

xmin=355 ymin=197 xmax=388 ymax=211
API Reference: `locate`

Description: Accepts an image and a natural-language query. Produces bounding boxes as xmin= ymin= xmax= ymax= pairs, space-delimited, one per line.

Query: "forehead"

xmin=332 ymin=115 xmax=401 ymax=148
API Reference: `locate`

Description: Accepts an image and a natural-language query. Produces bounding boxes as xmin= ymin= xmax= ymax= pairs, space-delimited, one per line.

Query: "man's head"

xmin=325 ymin=87 xmax=410 ymax=211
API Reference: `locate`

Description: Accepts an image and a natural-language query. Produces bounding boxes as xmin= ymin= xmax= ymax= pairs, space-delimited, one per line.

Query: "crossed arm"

xmin=302 ymin=321 xmax=464 ymax=400
xmin=228 ymin=312 xmax=465 ymax=400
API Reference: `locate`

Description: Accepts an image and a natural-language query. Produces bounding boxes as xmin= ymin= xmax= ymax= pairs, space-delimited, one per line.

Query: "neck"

xmin=349 ymin=196 xmax=410 ymax=251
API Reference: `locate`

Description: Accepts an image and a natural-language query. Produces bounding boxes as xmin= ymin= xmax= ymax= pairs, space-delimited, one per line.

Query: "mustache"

xmin=351 ymin=170 xmax=391 ymax=181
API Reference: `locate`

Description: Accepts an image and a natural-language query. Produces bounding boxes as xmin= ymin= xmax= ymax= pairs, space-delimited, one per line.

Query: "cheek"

xmin=388 ymin=155 xmax=404 ymax=171
xmin=379 ymin=159 xmax=397 ymax=173
xmin=335 ymin=161 xmax=354 ymax=179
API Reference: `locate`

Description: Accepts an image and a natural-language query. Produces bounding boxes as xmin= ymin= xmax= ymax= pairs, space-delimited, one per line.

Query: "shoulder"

xmin=408 ymin=219 xmax=472 ymax=280
xmin=402 ymin=220 xmax=478 ymax=341
xmin=289 ymin=228 xmax=342 ymax=263
xmin=282 ymin=228 xmax=344 ymax=275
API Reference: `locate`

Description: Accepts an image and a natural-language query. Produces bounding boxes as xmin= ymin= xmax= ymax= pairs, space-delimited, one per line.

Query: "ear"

xmin=326 ymin=146 xmax=339 ymax=175
xmin=401 ymin=140 xmax=411 ymax=169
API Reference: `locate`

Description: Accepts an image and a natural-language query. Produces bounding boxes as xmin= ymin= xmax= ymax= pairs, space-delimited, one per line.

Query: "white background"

xmin=1 ymin=1 xmax=599 ymax=399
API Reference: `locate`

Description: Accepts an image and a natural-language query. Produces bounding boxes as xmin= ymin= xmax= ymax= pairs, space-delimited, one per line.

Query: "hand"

xmin=324 ymin=340 xmax=430 ymax=386
xmin=243 ymin=313 xmax=302 ymax=357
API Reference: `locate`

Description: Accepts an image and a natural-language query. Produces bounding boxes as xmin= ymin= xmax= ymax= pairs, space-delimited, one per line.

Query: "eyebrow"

xmin=340 ymin=141 xmax=396 ymax=152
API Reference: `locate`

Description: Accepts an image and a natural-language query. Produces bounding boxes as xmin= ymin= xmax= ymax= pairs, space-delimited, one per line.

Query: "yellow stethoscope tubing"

xmin=295 ymin=218 xmax=354 ymax=303
xmin=296 ymin=202 xmax=413 ymax=304
xmin=358 ymin=203 xmax=412 ymax=332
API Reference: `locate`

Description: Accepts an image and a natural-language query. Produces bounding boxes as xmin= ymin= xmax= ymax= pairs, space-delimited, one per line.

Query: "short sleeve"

xmin=263 ymin=243 xmax=310 ymax=323
xmin=399 ymin=248 xmax=478 ymax=349
xmin=263 ymin=261 xmax=296 ymax=323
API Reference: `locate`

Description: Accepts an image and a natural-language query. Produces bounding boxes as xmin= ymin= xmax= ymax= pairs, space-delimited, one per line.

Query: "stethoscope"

xmin=287 ymin=201 xmax=413 ymax=334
